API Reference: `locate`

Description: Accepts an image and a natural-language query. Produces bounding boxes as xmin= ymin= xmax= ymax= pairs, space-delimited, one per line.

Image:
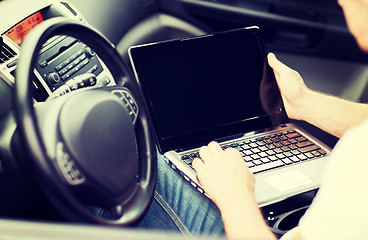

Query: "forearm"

xmin=297 ymin=90 xmax=368 ymax=138
xmin=219 ymin=195 xmax=276 ymax=240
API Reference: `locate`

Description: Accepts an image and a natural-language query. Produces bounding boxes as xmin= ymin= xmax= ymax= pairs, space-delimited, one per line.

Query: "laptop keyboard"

xmin=180 ymin=130 xmax=327 ymax=174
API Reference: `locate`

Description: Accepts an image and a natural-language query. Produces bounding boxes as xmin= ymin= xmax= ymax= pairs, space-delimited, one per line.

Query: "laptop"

xmin=129 ymin=26 xmax=331 ymax=207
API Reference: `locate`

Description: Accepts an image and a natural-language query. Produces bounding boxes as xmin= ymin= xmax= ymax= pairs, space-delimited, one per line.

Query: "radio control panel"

xmin=35 ymin=36 xmax=104 ymax=92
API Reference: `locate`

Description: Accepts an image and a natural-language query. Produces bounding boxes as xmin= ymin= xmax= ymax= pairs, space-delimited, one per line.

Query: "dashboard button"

xmin=47 ymin=72 xmax=60 ymax=85
xmin=39 ymin=60 xmax=48 ymax=68
xmin=84 ymin=46 xmax=95 ymax=58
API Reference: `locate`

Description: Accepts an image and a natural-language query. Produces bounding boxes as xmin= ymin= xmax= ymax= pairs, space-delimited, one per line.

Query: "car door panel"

xmin=162 ymin=0 xmax=368 ymax=62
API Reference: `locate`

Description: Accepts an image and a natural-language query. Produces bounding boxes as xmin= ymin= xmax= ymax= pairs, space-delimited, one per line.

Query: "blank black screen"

xmin=131 ymin=28 xmax=286 ymax=151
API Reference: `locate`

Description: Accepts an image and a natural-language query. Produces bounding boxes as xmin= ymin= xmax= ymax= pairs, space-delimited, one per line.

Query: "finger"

xmin=207 ymin=141 xmax=223 ymax=154
xmin=267 ymin=53 xmax=292 ymax=75
xmin=192 ymin=157 xmax=204 ymax=173
xmin=225 ymin=147 xmax=242 ymax=158
xmin=225 ymin=148 xmax=246 ymax=165
xmin=267 ymin=52 xmax=281 ymax=70
xmin=198 ymin=145 xmax=211 ymax=160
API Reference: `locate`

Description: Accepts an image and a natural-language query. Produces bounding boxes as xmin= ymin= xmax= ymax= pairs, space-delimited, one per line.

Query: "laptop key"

xmin=304 ymin=152 xmax=315 ymax=159
xmin=181 ymin=155 xmax=190 ymax=160
xmin=274 ymin=142 xmax=283 ymax=147
xmin=274 ymin=148 xmax=283 ymax=154
xmin=249 ymin=143 xmax=258 ymax=148
xmin=253 ymin=160 xmax=263 ymax=166
xmin=296 ymin=136 xmax=308 ymax=142
xmin=243 ymin=156 xmax=253 ymax=162
xmin=291 ymin=149 xmax=300 ymax=155
xmin=289 ymin=144 xmax=298 ymax=149
xmin=259 ymin=146 xmax=268 ymax=151
xmin=281 ymin=146 xmax=291 ymax=151
xmin=297 ymin=153 xmax=308 ymax=161
xmin=246 ymin=161 xmax=255 ymax=168
xmin=286 ymin=132 xmax=301 ymax=138
xmin=267 ymin=144 xmax=276 ymax=149
xmin=241 ymin=144 xmax=251 ymax=150
xmin=318 ymin=149 xmax=327 ymax=155
xmin=311 ymin=150 xmax=322 ymax=157
xmin=244 ymin=150 xmax=253 ymax=156
xmin=299 ymin=144 xmax=320 ymax=153
xmin=251 ymin=154 xmax=260 ymax=160
xmin=290 ymin=156 xmax=300 ymax=163
xmin=266 ymin=150 xmax=276 ymax=155
xmin=296 ymin=141 xmax=314 ymax=148
xmin=284 ymin=151 xmax=294 ymax=157
xmin=259 ymin=152 xmax=268 ymax=158
xmin=265 ymin=139 xmax=273 ymax=144
xmin=184 ymin=158 xmax=193 ymax=165
xmin=282 ymin=158 xmax=293 ymax=165
xmin=252 ymin=148 xmax=261 ymax=154
xmin=249 ymin=160 xmax=285 ymax=174
xmin=234 ymin=146 xmax=243 ymax=151
xmin=243 ymin=139 xmax=252 ymax=144
xmin=289 ymin=138 xmax=298 ymax=144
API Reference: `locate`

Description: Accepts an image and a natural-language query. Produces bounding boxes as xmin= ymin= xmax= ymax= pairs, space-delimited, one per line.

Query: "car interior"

xmin=0 ymin=0 xmax=367 ymax=238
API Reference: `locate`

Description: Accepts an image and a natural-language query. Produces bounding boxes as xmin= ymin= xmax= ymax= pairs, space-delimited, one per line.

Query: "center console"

xmin=0 ymin=0 xmax=115 ymax=101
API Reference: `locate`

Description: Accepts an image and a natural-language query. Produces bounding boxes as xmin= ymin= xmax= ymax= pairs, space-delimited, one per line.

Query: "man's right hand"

xmin=267 ymin=53 xmax=310 ymax=121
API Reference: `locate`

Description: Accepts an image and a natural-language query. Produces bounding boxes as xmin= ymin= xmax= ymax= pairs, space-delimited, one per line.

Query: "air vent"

xmin=0 ymin=42 xmax=17 ymax=64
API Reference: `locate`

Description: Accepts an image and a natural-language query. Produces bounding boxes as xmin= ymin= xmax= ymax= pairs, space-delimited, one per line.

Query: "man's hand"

xmin=192 ymin=142 xmax=276 ymax=240
xmin=267 ymin=53 xmax=310 ymax=120
xmin=192 ymin=141 xmax=255 ymax=212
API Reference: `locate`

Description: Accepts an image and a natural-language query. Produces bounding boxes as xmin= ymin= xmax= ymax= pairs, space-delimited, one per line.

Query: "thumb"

xmin=268 ymin=53 xmax=282 ymax=70
xmin=267 ymin=53 xmax=296 ymax=82
xmin=267 ymin=53 xmax=293 ymax=73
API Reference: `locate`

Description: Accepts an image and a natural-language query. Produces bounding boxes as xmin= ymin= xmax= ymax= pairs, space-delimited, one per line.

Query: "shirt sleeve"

xmin=290 ymin=119 xmax=368 ymax=240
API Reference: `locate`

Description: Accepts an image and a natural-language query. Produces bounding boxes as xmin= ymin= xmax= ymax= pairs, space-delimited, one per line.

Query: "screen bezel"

xmin=130 ymin=27 xmax=289 ymax=153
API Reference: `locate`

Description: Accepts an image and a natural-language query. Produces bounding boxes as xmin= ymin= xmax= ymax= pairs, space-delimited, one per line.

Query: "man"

xmin=136 ymin=0 xmax=368 ymax=238
xmin=189 ymin=0 xmax=368 ymax=239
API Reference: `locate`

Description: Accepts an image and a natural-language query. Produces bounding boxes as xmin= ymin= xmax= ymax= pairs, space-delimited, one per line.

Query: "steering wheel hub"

xmin=58 ymin=91 xmax=138 ymax=196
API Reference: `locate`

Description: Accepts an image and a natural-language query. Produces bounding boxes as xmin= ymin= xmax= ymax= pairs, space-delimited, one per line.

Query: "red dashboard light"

xmin=5 ymin=11 xmax=44 ymax=45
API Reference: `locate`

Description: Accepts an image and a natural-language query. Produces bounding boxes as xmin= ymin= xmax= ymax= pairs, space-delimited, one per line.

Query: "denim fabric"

xmin=148 ymin=153 xmax=225 ymax=236
xmin=91 ymin=152 xmax=225 ymax=237
xmin=135 ymin=191 xmax=184 ymax=233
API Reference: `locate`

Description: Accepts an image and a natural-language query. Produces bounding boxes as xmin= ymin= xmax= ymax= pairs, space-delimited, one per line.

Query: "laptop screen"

xmin=130 ymin=27 xmax=288 ymax=153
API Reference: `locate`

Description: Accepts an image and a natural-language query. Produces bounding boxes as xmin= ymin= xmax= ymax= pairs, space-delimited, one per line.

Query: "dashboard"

xmin=0 ymin=0 xmax=115 ymax=102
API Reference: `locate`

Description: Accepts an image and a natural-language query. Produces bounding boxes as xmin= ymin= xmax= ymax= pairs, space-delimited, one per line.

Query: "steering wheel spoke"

xmin=110 ymin=88 xmax=139 ymax=125
xmin=56 ymin=142 xmax=86 ymax=186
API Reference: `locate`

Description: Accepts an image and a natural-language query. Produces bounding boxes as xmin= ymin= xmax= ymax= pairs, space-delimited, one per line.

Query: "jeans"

xmin=92 ymin=152 xmax=225 ymax=236
xmin=136 ymin=153 xmax=225 ymax=236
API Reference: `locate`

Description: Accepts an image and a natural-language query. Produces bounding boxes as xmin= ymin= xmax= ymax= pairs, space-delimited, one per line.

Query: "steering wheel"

xmin=14 ymin=17 xmax=157 ymax=225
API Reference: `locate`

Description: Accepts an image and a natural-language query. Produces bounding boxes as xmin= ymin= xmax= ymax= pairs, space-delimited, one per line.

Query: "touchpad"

xmin=264 ymin=170 xmax=313 ymax=192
